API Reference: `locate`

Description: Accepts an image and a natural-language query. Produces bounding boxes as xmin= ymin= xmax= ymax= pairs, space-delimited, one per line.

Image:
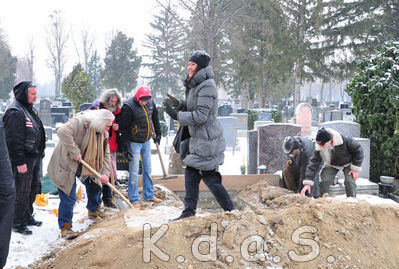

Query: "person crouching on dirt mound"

xmin=300 ymin=127 xmax=363 ymax=198
xmin=47 ymin=109 xmax=114 ymax=238
xmin=282 ymin=136 xmax=320 ymax=197
xmin=164 ymin=50 xmax=235 ymax=221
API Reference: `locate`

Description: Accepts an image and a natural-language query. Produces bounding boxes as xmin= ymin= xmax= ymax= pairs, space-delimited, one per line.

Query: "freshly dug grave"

xmin=34 ymin=183 xmax=399 ymax=269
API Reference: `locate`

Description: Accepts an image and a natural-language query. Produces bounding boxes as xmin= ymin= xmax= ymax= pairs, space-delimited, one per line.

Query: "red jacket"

xmin=104 ymin=105 xmax=121 ymax=152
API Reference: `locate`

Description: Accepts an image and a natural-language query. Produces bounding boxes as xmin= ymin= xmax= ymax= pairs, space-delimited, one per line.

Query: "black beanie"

xmin=189 ymin=50 xmax=211 ymax=68
xmin=316 ymin=127 xmax=332 ymax=145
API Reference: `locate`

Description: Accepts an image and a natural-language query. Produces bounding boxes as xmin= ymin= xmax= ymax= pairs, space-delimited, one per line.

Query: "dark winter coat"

xmin=176 ymin=66 xmax=225 ymax=171
xmin=288 ymin=137 xmax=315 ymax=187
xmin=3 ymin=87 xmax=45 ymax=165
xmin=303 ymin=128 xmax=363 ymax=186
xmin=120 ymin=96 xmax=161 ymax=145
xmin=0 ymin=120 xmax=16 ymax=267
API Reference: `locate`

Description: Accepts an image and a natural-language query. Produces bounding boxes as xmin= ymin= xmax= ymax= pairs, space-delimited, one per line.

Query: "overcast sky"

xmin=0 ymin=0 xmax=160 ymax=85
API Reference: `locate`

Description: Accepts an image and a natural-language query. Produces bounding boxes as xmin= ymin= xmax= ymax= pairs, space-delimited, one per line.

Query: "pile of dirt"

xmin=34 ymin=182 xmax=399 ymax=269
xmin=238 ymin=180 xmax=310 ymax=209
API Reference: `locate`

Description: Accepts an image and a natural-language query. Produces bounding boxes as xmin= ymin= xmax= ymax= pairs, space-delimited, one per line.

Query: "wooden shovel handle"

xmin=80 ymin=160 xmax=133 ymax=208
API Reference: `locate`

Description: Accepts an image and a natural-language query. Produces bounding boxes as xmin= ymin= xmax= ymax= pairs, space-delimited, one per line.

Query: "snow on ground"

xmin=331 ymin=194 xmax=399 ymax=206
xmin=6 ymin=181 xmax=94 ymax=268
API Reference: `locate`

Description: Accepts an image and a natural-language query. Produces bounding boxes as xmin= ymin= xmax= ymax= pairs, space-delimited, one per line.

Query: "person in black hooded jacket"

xmin=0 ymin=120 xmax=15 ymax=269
xmin=3 ymin=81 xmax=45 ymax=235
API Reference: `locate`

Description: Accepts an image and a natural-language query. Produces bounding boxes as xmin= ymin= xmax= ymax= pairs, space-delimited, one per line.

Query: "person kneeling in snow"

xmin=48 ymin=109 xmax=114 ymax=238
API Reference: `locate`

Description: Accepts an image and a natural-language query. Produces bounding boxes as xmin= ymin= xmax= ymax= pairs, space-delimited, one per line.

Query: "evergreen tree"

xmin=322 ymin=0 xmax=399 ymax=79
xmin=102 ymin=31 xmax=142 ymax=96
xmin=87 ymin=50 xmax=103 ymax=95
xmin=279 ymin=0 xmax=326 ymax=106
xmin=225 ymin=0 xmax=294 ymax=107
xmin=143 ymin=1 xmax=186 ymax=97
xmin=0 ymin=30 xmax=17 ymax=99
xmin=62 ymin=64 xmax=96 ymax=112
xmin=346 ymin=41 xmax=399 ymax=180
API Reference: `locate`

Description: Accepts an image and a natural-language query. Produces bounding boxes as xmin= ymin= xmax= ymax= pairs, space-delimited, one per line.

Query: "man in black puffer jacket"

xmin=120 ymin=86 xmax=162 ymax=207
xmin=3 ymin=81 xmax=45 ymax=235
xmin=301 ymin=127 xmax=363 ymax=197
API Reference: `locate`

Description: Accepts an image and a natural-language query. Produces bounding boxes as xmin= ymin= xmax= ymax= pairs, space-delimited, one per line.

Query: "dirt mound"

xmin=238 ymin=180 xmax=311 ymax=209
xmin=35 ymin=192 xmax=399 ymax=268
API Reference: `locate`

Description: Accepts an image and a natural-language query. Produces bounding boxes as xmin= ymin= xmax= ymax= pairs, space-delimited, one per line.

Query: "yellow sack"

xmin=35 ymin=193 xmax=49 ymax=207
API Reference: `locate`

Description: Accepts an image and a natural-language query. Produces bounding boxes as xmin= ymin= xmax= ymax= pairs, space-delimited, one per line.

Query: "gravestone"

xmin=217 ymin=116 xmax=238 ymax=150
xmin=52 ymin=101 xmax=62 ymax=107
xmin=218 ymin=105 xmax=232 ymax=117
xmin=168 ymin=146 xmax=185 ymax=174
xmin=354 ymin=138 xmax=370 ymax=179
xmin=257 ymin=123 xmax=301 ymax=174
xmin=295 ymin=103 xmax=312 ymax=136
xmin=62 ymin=101 xmax=72 ymax=107
xmin=257 ymin=111 xmax=273 ymax=121
xmin=39 ymin=99 xmax=52 ymax=127
xmin=320 ymin=121 xmax=360 ymax=138
xmin=321 ymin=107 xmax=331 ymax=122
xmin=342 ymin=108 xmax=354 ymax=121
xmin=254 ymin=121 xmax=273 ymax=130
xmin=330 ymin=110 xmax=342 ymax=121
xmin=230 ymin=113 xmax=248 ymax=130
xmin=237 ymin=108 xmax=247 ymax=113
xmin=51 ymin=107 xmax=70 ymax=127
xmin=79 ymin=103 xmax=92 ymax=112
xmin=44 ymin=126 xmax=53 ymax=141
xmin=247 ymin=130 xmax=258 ymax=174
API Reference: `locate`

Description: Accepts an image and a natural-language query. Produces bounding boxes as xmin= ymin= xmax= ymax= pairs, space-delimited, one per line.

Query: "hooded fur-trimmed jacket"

xmin=176 ymin=66 xmax=225 ymax=171
xmin=303 ymin=128 xmax=363 ymax=186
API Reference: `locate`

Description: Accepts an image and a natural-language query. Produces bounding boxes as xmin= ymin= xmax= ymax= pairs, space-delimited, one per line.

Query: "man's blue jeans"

xmin=128 ymin=140 xmax=155 ymax=203
xmin=58 ymin=181 xmax=76 ymax=229
xmin=58 ymin=178 xmax=102 ymax=229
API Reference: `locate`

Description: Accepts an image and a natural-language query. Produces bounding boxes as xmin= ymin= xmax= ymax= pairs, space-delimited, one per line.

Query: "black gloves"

xmin=163 ymin=102 xmax=178 ymax=120
xmin=164 ymin=93 xmax=180 ymax=108
xmin=120 ymin=143 xmax=133 ymax=160
xmin=153 ymin=135 xmax=161 ymax=144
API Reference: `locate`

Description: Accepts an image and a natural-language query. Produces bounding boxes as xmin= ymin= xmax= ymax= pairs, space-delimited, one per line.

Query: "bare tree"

xmin=25 ymin=37 xmax=35 ymax=81
xmin=46 ymin=10 xmax=69 ymax=96
xmin=73 ymin=27 xmax=95 ymax=72
xmin=16 ymin=58 xmax=30 ymax=82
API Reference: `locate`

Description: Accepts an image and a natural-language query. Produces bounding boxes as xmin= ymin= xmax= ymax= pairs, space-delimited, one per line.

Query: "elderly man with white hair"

xmin=48 ymin=109 xmax=114 ymax=238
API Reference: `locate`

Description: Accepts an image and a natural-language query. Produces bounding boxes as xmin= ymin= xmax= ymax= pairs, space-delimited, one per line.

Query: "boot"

xmin=61 ymin=222 xmax=80 ymax=239
xmin=168 ymin=209 xmax=195 ymax=222
xmin=61 ymin=222 xmax=74 ymax=238
xmin=146 ymin=197 xmax=162 ymax=203
xmin=88 ymin=206 xmax=107 ymax=219
xmin=28 ymin=216 xmax=43 ymax=227
xmin=13 ymin=224 xmax=32 ymax=235
xmin=103 ymin=198 xmax=117 ymax=208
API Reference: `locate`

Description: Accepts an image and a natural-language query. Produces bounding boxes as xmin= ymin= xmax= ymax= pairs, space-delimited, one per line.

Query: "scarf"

xmin=81 ymin=129 xmax=104 ymax=176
